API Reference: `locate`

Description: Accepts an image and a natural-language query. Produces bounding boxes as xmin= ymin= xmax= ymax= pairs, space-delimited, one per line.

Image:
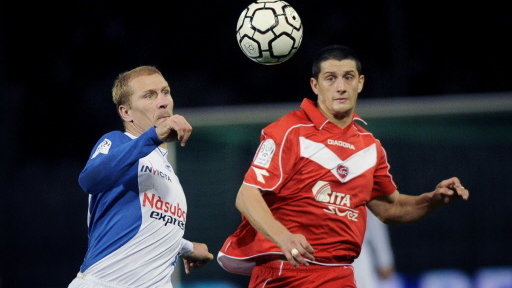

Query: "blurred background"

xmin=2 ymin=0 xmax=512 ymax=287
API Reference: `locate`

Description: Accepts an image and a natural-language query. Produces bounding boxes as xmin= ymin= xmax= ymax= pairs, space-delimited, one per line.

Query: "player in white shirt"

xmin=69 ymin=66 xmax=214 ymax=288
xmin=354 ymin=209 xmax=398 ymax=288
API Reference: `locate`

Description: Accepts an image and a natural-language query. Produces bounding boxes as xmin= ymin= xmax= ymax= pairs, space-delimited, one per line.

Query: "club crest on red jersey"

xmin=336 ymin=164 xmax=349 ymax=181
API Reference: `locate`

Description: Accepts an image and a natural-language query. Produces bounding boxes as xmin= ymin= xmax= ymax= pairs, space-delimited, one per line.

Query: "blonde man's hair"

xmin=112 ymin=65 xmax=162 ymax=108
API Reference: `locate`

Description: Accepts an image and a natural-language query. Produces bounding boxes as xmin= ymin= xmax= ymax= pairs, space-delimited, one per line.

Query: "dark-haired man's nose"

xmin=335 ymin=78 xmax=346 ymax=94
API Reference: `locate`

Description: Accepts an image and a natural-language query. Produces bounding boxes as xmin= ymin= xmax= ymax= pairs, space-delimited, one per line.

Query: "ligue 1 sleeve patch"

xmin=92 ymin=138 xmax=112 ymax=159
xmin=253 ymin=139 xmax=276 ymax=168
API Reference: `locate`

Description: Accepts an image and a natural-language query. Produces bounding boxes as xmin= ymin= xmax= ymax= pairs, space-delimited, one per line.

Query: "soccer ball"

xmin=236 ymin=0 xmax=303 ymax=65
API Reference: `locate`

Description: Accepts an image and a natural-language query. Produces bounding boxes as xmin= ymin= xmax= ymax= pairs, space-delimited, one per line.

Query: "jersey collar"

xmin=300 ymin=98 xmax=363 ymax=130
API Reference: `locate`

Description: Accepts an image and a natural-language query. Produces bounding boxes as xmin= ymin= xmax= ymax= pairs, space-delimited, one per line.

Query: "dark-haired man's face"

xmin=310 ymin=59 xmax=364 ymax=124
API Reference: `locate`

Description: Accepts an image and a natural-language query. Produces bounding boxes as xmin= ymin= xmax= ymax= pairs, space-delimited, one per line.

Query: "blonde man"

xmin=69 ymin=66 xmax=213 ymax=288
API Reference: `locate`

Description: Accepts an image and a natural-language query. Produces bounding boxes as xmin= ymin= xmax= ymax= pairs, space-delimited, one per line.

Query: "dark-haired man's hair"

xmin=311 ymin=45 xmax=362 ymax=79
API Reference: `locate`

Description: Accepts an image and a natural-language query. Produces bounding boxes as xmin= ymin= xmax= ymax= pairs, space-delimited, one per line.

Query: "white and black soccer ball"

xmin=236 ymin=0 xmax=303 ymax=65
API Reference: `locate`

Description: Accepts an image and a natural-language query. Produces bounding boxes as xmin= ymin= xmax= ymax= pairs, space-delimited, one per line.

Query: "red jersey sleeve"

xmin=243 ymin=124 xmax=300 ymax=192
xmin=371 ymin=139 xmax=397 ymax=198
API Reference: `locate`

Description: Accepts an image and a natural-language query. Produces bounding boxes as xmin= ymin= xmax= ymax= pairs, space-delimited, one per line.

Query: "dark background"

xmin=4 ymin=0 xmax=512 ymax=161
xmin=2 ymin=0 xmax=512 ymax=287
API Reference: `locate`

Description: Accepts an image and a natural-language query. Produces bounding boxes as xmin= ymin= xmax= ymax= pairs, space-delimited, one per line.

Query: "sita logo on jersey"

xmin=327 ymin=139 xmax=355 ymax=150
xmin=311 ymin=181 xmax=359 ymax=221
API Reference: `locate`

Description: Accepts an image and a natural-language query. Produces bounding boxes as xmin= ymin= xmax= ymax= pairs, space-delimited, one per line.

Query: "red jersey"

xmin=218 ymin=98 xmax=397 ymax=275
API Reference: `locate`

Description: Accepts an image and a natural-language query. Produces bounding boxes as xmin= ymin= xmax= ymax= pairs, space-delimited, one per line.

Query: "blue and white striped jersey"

xmin=75 ymin=127 xmax=190 ymax=287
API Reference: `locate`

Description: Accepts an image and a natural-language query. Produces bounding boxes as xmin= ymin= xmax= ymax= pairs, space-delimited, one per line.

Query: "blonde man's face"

xmin=119 ymin=73 xmax=174 ymax=135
